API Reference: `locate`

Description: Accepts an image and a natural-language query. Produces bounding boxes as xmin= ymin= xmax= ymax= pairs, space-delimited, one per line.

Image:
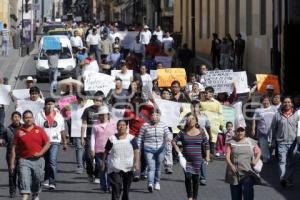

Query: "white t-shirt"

xmin=70 ymin=36 xmax=83 ymax=47
xmin=35 ymin=110 xmax=65 ymax=143
xmin=1 ymin=28 xmax=10 ymax=41
xmin=109 ymin=32 xmax=123 ymax=42
xmin=140 ymin=30 xmax=152 ymax=45
xmin=141 ymin=73 xmax=153 ymax=90
xmin=115 ymin=71 xmax=132 ymax=89
xmin=162 ymin=37 xmax=174 ymax=50
xmin=82 ymin=60 xmax=99 ymax=77
xmin=153 ymin=30 xmax=163 ymax=42
xmin=86 ymin=34 xmax=101 ymax=45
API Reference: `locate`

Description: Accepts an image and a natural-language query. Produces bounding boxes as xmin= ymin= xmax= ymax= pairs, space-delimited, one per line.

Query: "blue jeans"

xmin=95 ymin=153 xmax=109 ymax=190
xmin=74 ymin=138 xmax=84 ymax=169
xmin=49 ymin=67 xmax=58 ymax=91
xmin=2 ymin=40 xmax=8 ymax=56
xmin=90 ymin=45 xmax=100 ymax=63
xmin=44 ymin=143 xmax=59 ymax=185
xmin=258 ymin=134 xmax=270 ymax=162
xmin=200 ymin=160 xmax=208 ymax=180
xmin=230 ymin=176 xmax=254 ymax=200
xmin=144 ymin=147 xmax=165 ymax=185
xmin=277 ymin=141 xmax=298 ymax=181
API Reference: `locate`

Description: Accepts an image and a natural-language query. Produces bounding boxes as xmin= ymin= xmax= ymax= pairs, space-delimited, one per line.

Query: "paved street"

xmin=0 ymin=53 xmax=299 ymax=200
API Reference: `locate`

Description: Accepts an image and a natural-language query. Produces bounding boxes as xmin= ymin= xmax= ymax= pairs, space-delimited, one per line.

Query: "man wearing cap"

xmin=140 ymin=25 xmax=152 ymax=45
xmin=35 ymin=97 xmax=67 ymax=190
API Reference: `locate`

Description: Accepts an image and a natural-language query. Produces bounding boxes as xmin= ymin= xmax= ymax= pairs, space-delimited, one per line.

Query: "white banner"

xmin=0 ymin=85 xmax=11 ymax=105
xmin=71 ymin=101 xmax=93 ymax=138
xmin=233 ymin=71 xmax=250 ymax=94
xmin=155 ymin=98 xmax=181 ymax=127
xmin=84 ymin=73 xmax=115 ymax=96
xmin=12 ymin=89 xmax=30 ymax=100
xmin=205 ymin=69 xmax=234 ymax=94
xmin=16 ymin=100 xmax=44 ymax=118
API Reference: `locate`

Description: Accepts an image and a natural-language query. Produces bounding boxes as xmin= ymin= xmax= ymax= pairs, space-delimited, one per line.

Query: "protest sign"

xmin=172 ymin=103 xmax=192 ymax=133
xmin=0 ymin=85 xmax=11 ymax=105
xmin=233 ymin=71 xmax=250 ymax=94
xmin=71 ymin=101 xmax=93 ymax=138
xmin=84 ymin=73 xmax=115 ymax=96
xmin=154 ymin=56 xmax=172 ymax=68
xmin=12 ymin=89 xmax=30 ymax=100
xmin=232 ymin=101 xmax=246 ymax=128
xmin=205 ymin=70 xmax=234 ymax=93
xmin=16 ymin=100 xmax=44 ymax=118
xmin=111 ymin=70 xmax=133 ymax=89
xmin=82 ymin=60 xmax=100 ymax=78
xmin=222 ymin=106 xmax=236 ymax=128
xmin=58 ymin=95 xmax=77 ymax=110
xmin=155 ymin=98 xmax=181 ymax=127
xmin=256 ymin=74 xmax=280 ymax=94
xmin=157 ymin=68 xmax=187 ymax=87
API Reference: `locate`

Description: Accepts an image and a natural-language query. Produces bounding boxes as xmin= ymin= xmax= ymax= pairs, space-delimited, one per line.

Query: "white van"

xmin=35 ymin=35 xmax=76 ymax=81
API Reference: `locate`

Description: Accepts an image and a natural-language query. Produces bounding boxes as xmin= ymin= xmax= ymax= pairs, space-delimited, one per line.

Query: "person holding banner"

xmin=172 ymin=113 xmax=210 ymax=200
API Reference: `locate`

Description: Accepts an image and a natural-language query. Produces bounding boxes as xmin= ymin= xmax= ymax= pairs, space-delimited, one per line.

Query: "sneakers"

xmin=94 ymin=178 xmax=100 ymax=184
xmin=49 ymin=184 xmax=56 ymax=190
xmin=76 ymin=167 xmax=84 ymax=174
xmin=154 ymin=183 xmax=160 ymax=191
xmin=133 ymin=175 xmax=140 ymax=182
xmin=43 ymin=180 xmax=50 ymax=188
xmin=148 ymin=184 xmax=153 ymax=193
xmin=200 ymin=179 xmax=207 ymax=186
xmin=215 ymin=152 xmax=220 ymax=157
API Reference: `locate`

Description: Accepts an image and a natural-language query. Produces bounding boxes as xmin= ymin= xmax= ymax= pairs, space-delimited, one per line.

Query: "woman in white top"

xmin=103 ymin=120 xmax=140 ymax=200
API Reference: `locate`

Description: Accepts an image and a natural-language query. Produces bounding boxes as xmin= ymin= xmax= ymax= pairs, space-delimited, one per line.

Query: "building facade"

xmin=0 ymin=0 xmax=10 ymax=27
xmin=174 ymin=0 xmax=273 ymax=75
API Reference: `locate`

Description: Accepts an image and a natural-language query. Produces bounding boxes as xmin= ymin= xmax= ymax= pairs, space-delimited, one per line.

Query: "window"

xmin=215 ymin=0 xmax=219 ymax=34
xmin=235 ymin=0 xmax=240 ymax=34
xmin=260 ymin=0 xmax=266 ymax=35
xmin=225 ymin=0 xmax=229 ymax=34
xmin=246 ymin=0 xmax=252 ymax=35
xmin=207 ymin=0 xmax=210 ymax=38
xmin=199 ymin=0 xmax=203 ymax=38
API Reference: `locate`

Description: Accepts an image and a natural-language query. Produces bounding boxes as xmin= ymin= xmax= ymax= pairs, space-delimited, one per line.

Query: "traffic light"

xmin=25 ymin=0 xmax=29 ymax=13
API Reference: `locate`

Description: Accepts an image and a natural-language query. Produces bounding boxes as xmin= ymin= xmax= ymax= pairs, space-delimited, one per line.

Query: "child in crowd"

xmin=215 ymin=121 xmax=233 ymax=157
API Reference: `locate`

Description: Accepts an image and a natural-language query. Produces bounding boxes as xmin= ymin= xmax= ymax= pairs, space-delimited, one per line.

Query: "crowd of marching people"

xmin=0 ymin=21 xmax=300 ymax=200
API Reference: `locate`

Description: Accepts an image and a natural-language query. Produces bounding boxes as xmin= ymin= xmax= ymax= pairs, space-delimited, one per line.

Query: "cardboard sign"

xmin=205 ymin=70 xmax=234 ymax=94
xmin=154 ymin=56 xmax=172 ymax=68
xmin=256 ymin=74 xmax=280 ymax=94
xmin=233 ymin=71 xmax=250 ymax=94
xmin=0 ymin=85 xmax=11 ymax=105
xmin=58 ymin=95 xmax=77 ymax=110
xmin=157 ymin=68 xmax=187 ymax=87
xmin=203 ymin=111 xmax=223 ymax=143
xmin=84 ymin=73 xmax=115 ymax=96
xmin=16 ymin=100 xmax=44 ymax=118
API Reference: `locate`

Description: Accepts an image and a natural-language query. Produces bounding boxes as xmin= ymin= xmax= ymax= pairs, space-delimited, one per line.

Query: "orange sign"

xmin=157 ymin=68 xmax=187 ymax=87
xmin=256 ymin=74 xmax=280 ymax=94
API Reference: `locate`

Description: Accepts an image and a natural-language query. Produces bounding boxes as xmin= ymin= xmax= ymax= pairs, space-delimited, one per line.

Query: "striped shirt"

xmin=137 ymin=121 xmax=172 ymax=151
xmin=1 ymin=28 xmax=10 ymax=41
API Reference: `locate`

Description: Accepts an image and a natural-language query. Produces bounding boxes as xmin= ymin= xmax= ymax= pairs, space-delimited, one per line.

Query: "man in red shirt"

xmin=10 ymin=110 xmax=50 ymax=200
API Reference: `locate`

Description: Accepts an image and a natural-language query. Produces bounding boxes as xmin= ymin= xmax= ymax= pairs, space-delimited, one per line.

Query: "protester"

xmin=271 ymin=94 xmax=281 ymax=110
xmin=170 ymin=81 xmax=190 ymax=103
xmin=196 ymin=65 xmax=208 ymax=85
xmin=162 ymin=32 xmax=174 ymax=51
xmin=91 ymin=106 xmax=117 ymax=192
xmin=252 ymin=95 xmax=276 ymax=163
xmin=107 ymin=78 xmax=129 ymax=109
xmin=172 ymin=113 xmax=210 ymax=200
xmin=113 ymin=61 xmax=133 ymax=89
xmin=35 ymin=97 xmax=67 ymax=189
xmin=106 ymin=45 xmax=122 ymax=70
xmin=138 ymin=110 xmax=172 ymax=192
xmin=10 ymin=110 xmax=51 ymax=200
xmin=140 ymin=25 xmax=152 ymax=45
xmin=100 ymin=33 xmax=112 ymax=62
xmin=269 ymin=96 xmax=299 ymax=188
xmin=81 ymin=91 xmax=104 ymax=182
xmin=153 ymin=26 xmax=163 ymax=42
xmin=130 ymin=36 xmax=145 ymax=66
xmin=225 ymin=125 xmax=261 ymax=200
xmin=70 ymin=30 xmax=84 ymax=52
xmin=103 ymin=120 xmax=140 ymax=200
xmin=0 ymin=23 xmax=10 ymax=56
xmin=0 ymin=111 xmax=22 ymax=198
xmin=219 ymin=37 xmax=231 ymax=69
xmin=86 ymin=28 xmax=101 ymax=64
xmin=25 ymin=76 xmax=36 ymax=89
